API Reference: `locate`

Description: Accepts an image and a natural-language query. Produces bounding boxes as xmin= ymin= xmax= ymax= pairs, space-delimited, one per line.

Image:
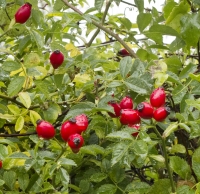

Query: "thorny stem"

xmin=153 ymin=126 xmax=176 ymax=193
xmin=62 ymin=0 xmax=137 ymax=58
xmin=87 ymin=0 xmax=112 ymax=47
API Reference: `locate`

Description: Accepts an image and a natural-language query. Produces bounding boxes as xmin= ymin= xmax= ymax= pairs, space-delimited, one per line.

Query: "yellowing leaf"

xmin=65 ymin=43 xmax=81 ymax=57
xmin=10 ymin=68 xmax=23 ymax=77
xmin=30 ymin=110 xmax=41 ymax=126
xmin=18 ymin=92 xmax=31 ymax=109
xmin=73 ymin=73 xmax=91 ymax=88
xmin=15 ymin=116 xmax=24 ymax=132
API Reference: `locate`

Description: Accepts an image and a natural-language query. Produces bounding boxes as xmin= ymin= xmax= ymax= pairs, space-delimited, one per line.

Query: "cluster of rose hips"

xmin=36 ymin=114 xmax=88 ymax=153
xmin=108 ymin=87 xmax=170 ymax=137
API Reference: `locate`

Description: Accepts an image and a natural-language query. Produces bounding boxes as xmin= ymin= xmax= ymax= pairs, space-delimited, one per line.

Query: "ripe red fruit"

xmin=120 ymin=96 xmax=133 ymax=109
xmin=60 ymin=118 xmax=79 ymax=142
xmin=75 ymin=114 xmax=89 ymax=133
xmin=68 ymin=133 xmax=84 ymax=149
xmin=153 ymin=107 xmax=170 ymax=122
xmin=120 ymin=109 xmax=140 ymax=125
xmin=50 ymin=50 xmax=64 ymax=69
xmin=108 ymin=101 xmax=121 ymax=118
xmin=36 ymin=120 xmax=55 ymax=139
xmin=15 ymin=3 xmax=32 ymax=24
xmin=150 ymin=87 xmax=166 ymax=108
xmin=137 ymin=102 xmax=154 ymax=119
xmin=128 ymin=123 xmax=140 ymax=137
xmin=118 ymin=49 xmax=130 ymax=57
xmin=0 ymin=160 xmax=2 ymax=169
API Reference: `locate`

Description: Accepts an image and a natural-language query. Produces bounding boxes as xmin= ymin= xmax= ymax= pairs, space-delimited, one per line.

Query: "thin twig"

xmin=87 ymin=0 xmax=112 ymax=47
xmin=62 ymin=0 xmax=137 ymax=58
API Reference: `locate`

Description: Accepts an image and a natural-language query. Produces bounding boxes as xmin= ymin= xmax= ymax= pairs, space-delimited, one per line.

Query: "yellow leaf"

xmin=65 ymin=43 xmax=81 ymax=57
xmin=73 ymin=73 xmax=91 ymax=88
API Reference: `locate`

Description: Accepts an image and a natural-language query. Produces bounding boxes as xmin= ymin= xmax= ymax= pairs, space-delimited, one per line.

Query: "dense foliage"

xmin=0 ymin=0 xmax=200 ymax=193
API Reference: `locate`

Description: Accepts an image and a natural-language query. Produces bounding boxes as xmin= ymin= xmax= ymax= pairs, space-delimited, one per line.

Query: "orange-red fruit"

xmin=137 ymin=102 xmax=154 ymax=119
xmin=50 ymin=50 xmax=64 ymax=69
xmin=15 ymin=3 xmax=32 ymax=24
xmin=60 ymin=118 xmax=78 ymax=142
xmin=120 ymin=109 xmax=140 ymax=125
xmin=75 ymin=114 xmax=89 ymax=133
xmin=120 ymin=96 xmax=133 ymax=109
xmin=68 ymin=133 xmax=84 ymax=149
xmin=150 ymin=87 xmax=166 ymax=108
xmin=0 ymin=160 xmax=2 ymax=169
xmin=36 ymin=120 xmax=55 ymax=139
xmin=128 ymin=123 xmax=140 ymax=137
xmin=153 ymin=107 xmax=170 ymax=122
xmin=108 ymin=101 xmax=121 ymax=118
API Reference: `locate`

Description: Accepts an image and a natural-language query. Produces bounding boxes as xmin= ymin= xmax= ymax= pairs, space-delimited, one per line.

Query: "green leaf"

xmin=149 ymin=24 xmax=180 ymax=37
xmin=162 ymin=122 xmax=178 ymax=138
xmin=171 ymin=144 xmax=186 ymax=154
xmin=95 ymin=0 xmax=104 ymax=11
xmin=180 ymin=12 xmax=200 ymax=47
xmin=170 ymin=156 xmax=191 ymax=179
xmin=3 ymin=171 xmax=16 ymax=190
xmin=0 ymin=144 xmax=8 ymax=159
xmin=8 ymin=152 xmax=29 ymax=159
xmin=165 ymin=56 xmax=182 ymax=75
xmin=7 ymin=76 xmax=25 ymax=97
xmin=179 ymin=63 xmax=197 ymax=79
xmin=106 ymin=131 xmax=133 ymax=141
xmin=18 ymin=173 xmax=29 ymax=191
xmin=134 ymin=0 xmax=144 ymax=13
xmin=43 ymin=102 xmax=61 ymax=123
xmin=30 ymin=29 xmax=44 ymax=48
xmin=79 ymin=179 xmax=90 ymax=193
xmin=18 ymin=92 xmax=31 ymax=109
xmin=96 ymin=184 xmax=117 ymax=194
xmin=137 ymin=13 xmax=152 ymax=32
xmin=35 ymin=80 xmax=49 ymax=96
xmin=109 ymin=164 xmax=125 ymax=183
xmin=148 ymin=179 xmax=171 ymax=194
xmin=185 ymin=99 xmax=200 ymax=110
xmin=172 ymin=84 xmax=187 ymax=104
xmin=119 ymin=56 xmax=132 ymax=78
xmin=176 ymin=185 xmax=195 ymax=194
xmin=15 ymin=116 xmax=24 ymax=132
xmin=144 ymin=32 xmax=163 ymax=45
xmin=119 ymin=17 xmax=132 ymax=30
xmin=80 ymin=145 xmax=105 ymax=156
xmin=111 ymin=141 xmax=132 ymax=166
xmin=0 ymin=179 xmax=5 ymax=187
xmin=58 ymin=158 xmax=77 ymax=166
xmin=124 ymin=77 xmax=151 ymax=94
xmin=30 ymin=110 xmax=41 ymax=126
xmin=125 ymin=182 xmax=150 ymax=193
xmin=59 ymin=167 xmax=70 ymax=185
xmin=2 ymin=61 xmax=21 ymax=72
xmin=24 ymin=53 xmax=41 ymax=68
xmin=192 ymin=147 xmax=200 ymax=180
xmin=64 ymin=102 xmax=95 ymax=120
xmin=90 ymin=173 xmax=107 ymax=183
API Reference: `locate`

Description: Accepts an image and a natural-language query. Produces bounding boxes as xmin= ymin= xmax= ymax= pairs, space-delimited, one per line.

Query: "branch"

xmin=0 ymin=132 xmax=36 ymax=137
xmin=62 ymin=0 xmax=137 ymax=58
xmin=0 ymin=94 xmax=26 ymax=108
xmin=87 ymin=0 xmax=112 ymax=47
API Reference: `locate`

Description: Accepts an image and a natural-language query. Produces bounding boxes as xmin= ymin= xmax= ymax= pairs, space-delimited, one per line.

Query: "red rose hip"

xmin=120 ymin=109 xmax=140 ymax=125
xmin=0 ymin=160 xmax=2 ymax=169
xmin=75 ymin=114 xmax=89 ymax=133
xmin=108 ymin=101 xmax=121 ymax=118
xmin=120 ymin=96 xmax=133 ymax=109
xmin=60 ymin=118 xmax=79 ymax=142
xmin=68 ymin=133 xmax=84 ymax=149
xmin=150 ymin=87 xmax=166 ymax=108
xmin=153 ymin=107 xmax=170 ymax=122
xmin=15 ymin=3 xmax=32 ymax=24
xmin=118 ymin=49 xmax=130 ymax=57
xmin=137 ymin=102 xmax=154 ymax=119
xmin=50 ymin=50 xmax=64 ymax=69
xmin=36 ymin=120 xmax=55 ymax=139
xmin=128 ymin=123 xmax=140 ymax=137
